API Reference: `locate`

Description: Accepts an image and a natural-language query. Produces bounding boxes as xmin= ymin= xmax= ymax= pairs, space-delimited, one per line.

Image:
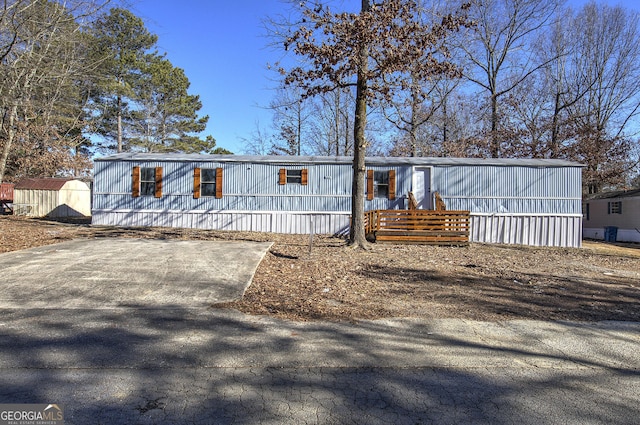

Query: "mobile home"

xmin=92 ymin=153 xmax=583 ymax=247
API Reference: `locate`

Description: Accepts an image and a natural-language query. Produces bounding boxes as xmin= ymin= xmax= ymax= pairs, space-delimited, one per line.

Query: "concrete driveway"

xmin=1 ymin=238 xmax=640 ymax=424
xmin=0 ymin=238 xmax=272 ymax=308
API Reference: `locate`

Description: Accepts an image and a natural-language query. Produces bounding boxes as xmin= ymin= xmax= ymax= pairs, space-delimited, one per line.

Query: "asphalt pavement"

xmin=0 ymin=239 xmax=638 ymax=424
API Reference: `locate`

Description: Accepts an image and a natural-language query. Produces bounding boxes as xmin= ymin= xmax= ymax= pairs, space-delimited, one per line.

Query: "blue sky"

xmin=132 ymin=1 xmax=283 ymax=154
xmin=132 ymin=0 xmax=640 ymax=154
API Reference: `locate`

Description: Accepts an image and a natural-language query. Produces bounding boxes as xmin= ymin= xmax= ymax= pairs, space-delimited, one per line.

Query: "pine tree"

xmin=89 ymin=8 xmax=157 ymax=153
xmin=129 ymin=54 xmax=217 ymax=153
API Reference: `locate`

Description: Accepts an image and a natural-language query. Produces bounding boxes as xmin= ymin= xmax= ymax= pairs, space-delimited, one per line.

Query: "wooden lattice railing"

xmin=365 ymin=209 xmax=470 ymax=245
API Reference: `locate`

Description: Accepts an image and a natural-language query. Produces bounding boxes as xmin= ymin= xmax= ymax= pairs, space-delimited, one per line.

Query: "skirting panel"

xmin=92 ymin=210 xmax=351 ymax=235
xmin=470 ymin=214 xmax=582 ymax=248
xmin=584 ymin=227 xmax=640 ymax=243
xmin=93 ymin=210 xmax=583 ymax=247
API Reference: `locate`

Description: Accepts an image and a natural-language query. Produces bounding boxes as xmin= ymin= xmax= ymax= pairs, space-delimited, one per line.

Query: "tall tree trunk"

xmin=335 ymin=89 xmax=340 ymax=156
xmin=0 ymin=104 xmax=18 ymax=183
xmin=442 ymin=98 xmax=448 ymax=154
xmin=490 ymin=93 xmax=499 ymax=157
xmin=349 ymin=0 xmax=371 ymax=248
xmin=297 ymin=99 xmax=302 ymax=155
xmin=117 ymin=94 xmax=123 ymax=153
xmin=410 ymin=92 xmax=418 ymax=157
xmin=550 ymin=92 xmax=561 ymax=158
xmin=344 ymin=109 xmax=350 ymax=155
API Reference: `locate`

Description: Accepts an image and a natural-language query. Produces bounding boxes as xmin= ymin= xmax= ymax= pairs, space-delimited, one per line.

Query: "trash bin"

xmin=604 ymin=226 xmax=618 ymax=242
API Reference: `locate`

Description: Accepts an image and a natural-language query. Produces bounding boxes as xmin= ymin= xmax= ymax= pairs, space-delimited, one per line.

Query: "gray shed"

xmin=92 ymin=153 xmax=584 ymax=247
xmin=14 ymin=178 xmax=91 ymax=217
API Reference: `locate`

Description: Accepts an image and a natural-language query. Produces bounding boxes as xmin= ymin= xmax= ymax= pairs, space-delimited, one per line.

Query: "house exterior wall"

xmin=93 ymin=157 xmax=365 ymax=234
xmin=432 ymin=165 xmax=582 ymax=247
xmin=92 ymin=154 xmax=583 ymax=247
xmin=583 ymin=196 xmax=640 ymax=242
xmin=433 ymin=165 xmax=582 ymax=214
xmin=93 ymin=157 xmax=410 ymax=213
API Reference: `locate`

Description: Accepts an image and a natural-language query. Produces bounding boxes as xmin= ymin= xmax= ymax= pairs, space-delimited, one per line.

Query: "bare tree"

xmin=493 ymin=2 xmax=640 ymax=191
xmin=307 ymin=88 xmax=355 ymax=156
xmin=383 ymin=0 xmax=467 ymax=158
xmin=567 ymin=2 xmax=640 ymax=192
xmin=459 ymin=0 xmax=560 ymax=157
xmin=240 ymin=120 xmax=272 ymax=155
xmin=277 ymin=0 xmax=470 ymax=247
xmin=0 ymin=0 xmax=107 ymax=182
xmin=268 ymin=85 xmax=314 ymax=155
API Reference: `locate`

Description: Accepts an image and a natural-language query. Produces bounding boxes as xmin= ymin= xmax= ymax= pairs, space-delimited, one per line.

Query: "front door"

xmin=412 ymin=167 xmax=431 ymax=209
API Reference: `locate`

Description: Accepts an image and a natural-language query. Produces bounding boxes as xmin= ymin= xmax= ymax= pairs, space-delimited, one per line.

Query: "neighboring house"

xmin=583 ymin=189 xmax=640 ymax=243
xmin=92 ymin=153 xmax=584 ymax=247
xmin=14 ymin=178 xmax=92 ymax=217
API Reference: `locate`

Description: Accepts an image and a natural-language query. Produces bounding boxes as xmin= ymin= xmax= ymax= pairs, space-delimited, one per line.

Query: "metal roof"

xmin=95 ymin=153 xmax=584 ymax=168
xmin=14 ymin=178 xmax=72 ymax=191
xmin=585 ymin=188 xmax=640 ymax=200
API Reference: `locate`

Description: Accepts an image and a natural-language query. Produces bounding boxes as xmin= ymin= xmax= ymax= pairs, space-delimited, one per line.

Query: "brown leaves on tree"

xmin=280 ymin=0 xmax=472 ymax=102
xmin=277 ymin=0 xmax=472 ymax=247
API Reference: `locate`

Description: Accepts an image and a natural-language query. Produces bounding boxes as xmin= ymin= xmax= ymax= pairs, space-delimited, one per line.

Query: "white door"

xmin=412 ymin=167 xmax=431 ymax=209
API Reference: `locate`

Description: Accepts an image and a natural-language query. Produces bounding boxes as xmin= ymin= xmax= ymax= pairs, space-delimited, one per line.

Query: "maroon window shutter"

xmin=366 ymin=169 xmax=374 ymax=201
xmin=132 ymin=166 xmax=140 ymax=198
xmin=215 ymin=168 xmax=223 ymax=199
xmin=193 ymin=168 xmax=201 ymax=199
xmin=154 ymin=167 xmax=162 ymax=198
xmin=388 ymin=170 xmax=396 ymax=200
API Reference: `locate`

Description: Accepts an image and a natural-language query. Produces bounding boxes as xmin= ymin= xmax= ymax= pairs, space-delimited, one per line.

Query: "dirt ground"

xmin=1 ymin=215 xmax=639 ymax=322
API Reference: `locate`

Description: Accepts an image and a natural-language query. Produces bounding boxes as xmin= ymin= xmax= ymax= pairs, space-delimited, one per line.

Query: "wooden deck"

xmin=365 ymin=209 xmax=470 ymax=245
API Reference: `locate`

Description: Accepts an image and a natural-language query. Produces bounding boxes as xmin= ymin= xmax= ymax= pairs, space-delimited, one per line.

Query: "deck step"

xmin=374 ymin=230 xmax=469 ymax=245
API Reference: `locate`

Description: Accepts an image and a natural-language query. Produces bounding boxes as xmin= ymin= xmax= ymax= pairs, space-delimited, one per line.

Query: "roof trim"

xmin=585 ymin=188 xmax=640 ymax=200
xmin=14 ymin=178 xmax=73 ymax=191
xmin=95 ymin=153 xmax=584 ymax=168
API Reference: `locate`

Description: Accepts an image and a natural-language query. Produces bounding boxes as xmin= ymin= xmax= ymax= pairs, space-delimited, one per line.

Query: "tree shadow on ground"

xmin=0 ymin=307 xmax=639 ymax=424
xmin=360 ymin=263 xmax=640 ymax=322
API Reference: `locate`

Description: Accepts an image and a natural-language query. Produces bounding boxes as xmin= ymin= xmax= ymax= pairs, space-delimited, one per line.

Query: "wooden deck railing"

xmin=365 ymin=209 xmax=470 ymax=245
xmin=407 ymin=192 xmax=418 ymax=210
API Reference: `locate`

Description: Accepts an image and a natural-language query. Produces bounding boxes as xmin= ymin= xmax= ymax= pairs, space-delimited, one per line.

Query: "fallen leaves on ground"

xmin=2 ymin=215 xmax=639 ymax=322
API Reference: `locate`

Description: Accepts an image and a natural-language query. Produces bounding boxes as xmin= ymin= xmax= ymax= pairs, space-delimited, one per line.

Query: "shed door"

xmin=413 ymin=167 xmax=431 ymax=209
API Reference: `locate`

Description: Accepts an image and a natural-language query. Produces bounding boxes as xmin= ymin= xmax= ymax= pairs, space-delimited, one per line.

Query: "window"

xmin=132 ymin=166 xmax=162 ymax=198
xmin=366 ymin=169 xmax=396 ymax=200
xmin=374 ymin=171 xmax=389 ymax=198
xmin=193 ymin=167 xmax=223 ymax=199
xmin=583 ymin=203 xmax=590 ymax=221
xmin=608 ymin=201 xmax=622 ymax=214
xmin=286 ymin=169 xmax=303 ymax=184
xmin=201 ymin=169 xmax=217 ymax=196
xmin=140 ymin=168 xmax=156 ymax=196
xmin=279 ymin=168 xmax=308 ymax=185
